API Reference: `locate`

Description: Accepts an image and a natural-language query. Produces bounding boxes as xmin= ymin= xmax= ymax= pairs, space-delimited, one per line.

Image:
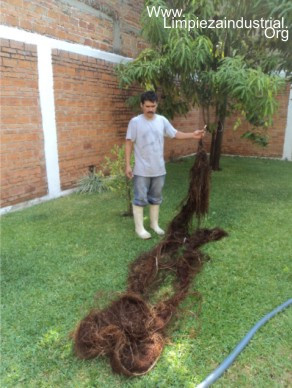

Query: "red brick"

xmin=0 ymin=40 xmax=47 ymax=207
xmin=9 ymin=40 xmax=24 ymax=50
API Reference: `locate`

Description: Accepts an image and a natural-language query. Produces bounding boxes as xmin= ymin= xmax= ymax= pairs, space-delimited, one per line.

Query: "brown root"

xmin=73 ymin=142 xmax=228 ymax=376
xmin=110 ymin=333 xmax=165 ymax=376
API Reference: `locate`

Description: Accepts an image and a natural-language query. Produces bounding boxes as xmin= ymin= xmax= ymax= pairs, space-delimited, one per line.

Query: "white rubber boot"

xmin=150 ymin=205 xmax=165 ymax=235
xmin=132 ymin=205 xmax=151 ymax=239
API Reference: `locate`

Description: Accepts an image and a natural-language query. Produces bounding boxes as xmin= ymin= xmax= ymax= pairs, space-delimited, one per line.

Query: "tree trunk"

xmin=209 ymin=33 xmax=230 ymax=171
xmin=209 ymin=129 xmax=216 ymax=169
xmin=209 ymin=120 xmax=224 ymax=171
xmin=209 ymin=102 xmax=227 ymax=171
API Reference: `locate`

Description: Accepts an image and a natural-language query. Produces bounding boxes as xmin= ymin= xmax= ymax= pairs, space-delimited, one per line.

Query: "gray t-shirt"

xmin=126 ymin=114 xmax=177 ymax=177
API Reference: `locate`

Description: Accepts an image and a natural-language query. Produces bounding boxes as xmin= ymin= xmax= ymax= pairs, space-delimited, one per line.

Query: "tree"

xmin=116 ymin=0 xmax=289 ymax=170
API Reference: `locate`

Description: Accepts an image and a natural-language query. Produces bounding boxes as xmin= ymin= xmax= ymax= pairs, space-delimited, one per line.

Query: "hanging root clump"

xmin=73 ymin=141 xmax=228 ymax=376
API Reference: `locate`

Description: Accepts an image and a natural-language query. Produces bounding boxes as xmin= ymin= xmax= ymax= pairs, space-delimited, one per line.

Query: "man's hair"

xmin=140 ymin=91 xmax=158 ymax=104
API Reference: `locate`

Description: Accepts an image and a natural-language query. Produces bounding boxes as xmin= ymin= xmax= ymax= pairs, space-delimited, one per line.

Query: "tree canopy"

xmin=117 ymin=0 xmax=290 ymax=169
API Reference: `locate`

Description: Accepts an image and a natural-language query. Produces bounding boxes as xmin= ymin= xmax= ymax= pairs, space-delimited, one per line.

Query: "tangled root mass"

xmin=73 ymin=143 xmax=228 ymax=376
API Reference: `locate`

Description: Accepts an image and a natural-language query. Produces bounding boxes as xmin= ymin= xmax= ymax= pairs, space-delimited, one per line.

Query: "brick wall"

xmin=0 ymin=0 xmax=148 ymax=207
xmin=1 ymin=38 xmax=289 ymax=206
xmin=0 ymin=39 xmax=47 ymax=207
xmin=165 ymin=83 xmax=290 ymax=160
xmin=52 ymin=49 xmax=138 ymax=189
xmin=0 ymin=0 xmax=146 ymax=57
xmin=221 ymin=83 xmax=290 ymax=157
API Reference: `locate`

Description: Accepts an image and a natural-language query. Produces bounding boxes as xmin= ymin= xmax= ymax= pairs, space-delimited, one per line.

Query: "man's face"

xmin=141 ymin=100 xmax=158 ymax=119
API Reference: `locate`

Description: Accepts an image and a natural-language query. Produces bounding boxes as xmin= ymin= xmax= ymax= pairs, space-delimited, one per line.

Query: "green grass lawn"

xmin=1 ymin=156 xmax=292 ymax=387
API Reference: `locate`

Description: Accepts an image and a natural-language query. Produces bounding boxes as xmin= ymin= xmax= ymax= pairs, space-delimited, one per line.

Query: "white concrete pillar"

xmin=37 ymin=44 xmax=61 ymax=197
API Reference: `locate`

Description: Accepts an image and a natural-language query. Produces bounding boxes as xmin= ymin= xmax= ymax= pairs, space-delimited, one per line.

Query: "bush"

xmin=77 ymin=145 xmax=134 ymax=216
xmin=102 ymin=145 xmax=134 ymax=216
xmin=78 ymin=170 xmax=108 ymax=194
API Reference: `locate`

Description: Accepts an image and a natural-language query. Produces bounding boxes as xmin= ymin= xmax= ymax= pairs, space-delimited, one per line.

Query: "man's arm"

xmin=175 ymin=128 xmax=206 ymax=140
xmin=125 ymin=139 xmax=134 ymax=179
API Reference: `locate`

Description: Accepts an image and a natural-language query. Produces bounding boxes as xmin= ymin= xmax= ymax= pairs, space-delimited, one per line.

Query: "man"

xmin=125 ymin=91 xmax=205 ymax=239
